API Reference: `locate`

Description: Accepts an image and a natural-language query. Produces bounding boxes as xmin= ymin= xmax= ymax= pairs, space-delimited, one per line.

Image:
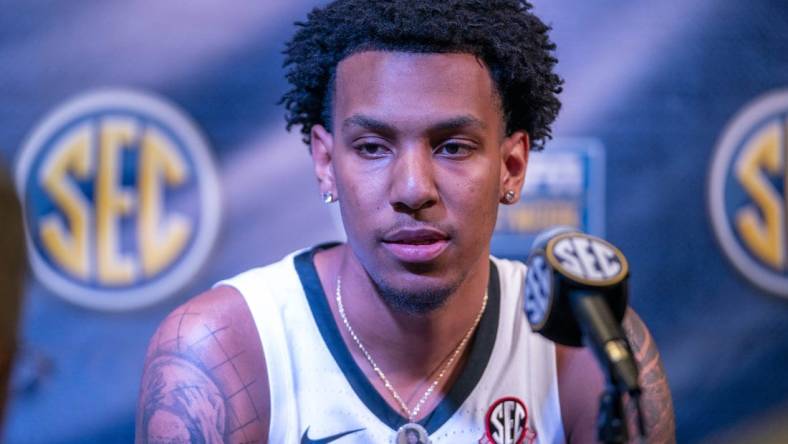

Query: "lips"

xmin=381 ymin=227 xmax=450 ymax=263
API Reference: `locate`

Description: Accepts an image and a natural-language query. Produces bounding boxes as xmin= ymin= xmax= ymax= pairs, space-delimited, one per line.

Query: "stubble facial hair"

xmin=369 ymin=275 xmax=460 ymax=315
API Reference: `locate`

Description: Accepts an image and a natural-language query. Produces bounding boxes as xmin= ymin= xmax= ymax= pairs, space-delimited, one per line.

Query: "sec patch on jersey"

xmin=478 ymin=397 xmax=537 ymax=444
xmin=708 ymin=89 xmax=788 ymax=298
xmin=15 ymin=89 xmax=221 ymax=310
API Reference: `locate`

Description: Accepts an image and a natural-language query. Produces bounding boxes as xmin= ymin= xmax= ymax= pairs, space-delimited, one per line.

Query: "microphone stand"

xmin=597 ymin=372 xmax=628 ymax=444
xmin=596 ymin=360 xmax=647 ymax=443
xmin=568 ymin=292 xmax=644 ymax=443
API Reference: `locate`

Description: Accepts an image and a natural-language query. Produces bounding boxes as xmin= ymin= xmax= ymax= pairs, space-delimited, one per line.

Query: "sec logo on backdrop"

xmin=15 ymin=89 xmax=221 ymax=310
xmin=709 ymin=89 xmax=788 ymax=298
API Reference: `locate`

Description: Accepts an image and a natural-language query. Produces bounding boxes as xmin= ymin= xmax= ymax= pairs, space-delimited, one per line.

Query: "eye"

xmin=435 ymin=141 xmax=473 ymax=158
xmin=354 ymin=142 xmax=390 ymax=159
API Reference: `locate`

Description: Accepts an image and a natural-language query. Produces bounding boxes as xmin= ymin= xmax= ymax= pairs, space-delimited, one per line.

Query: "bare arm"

xmin=622 ymin=310 xmax=675 ymax=443
xmin=135 ymin=286 xmax=270 ymax=444
xmin=557 ymin=308 xmax=675 ymax=443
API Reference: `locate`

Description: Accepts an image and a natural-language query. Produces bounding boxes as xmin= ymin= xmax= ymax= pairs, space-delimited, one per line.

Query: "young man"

xmin=136 ymin=1 xmax=675 ymax=443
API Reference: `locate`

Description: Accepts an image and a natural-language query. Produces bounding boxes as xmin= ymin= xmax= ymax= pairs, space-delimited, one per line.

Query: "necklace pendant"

xmin=394 ymin=423 xmax=431 ymax=444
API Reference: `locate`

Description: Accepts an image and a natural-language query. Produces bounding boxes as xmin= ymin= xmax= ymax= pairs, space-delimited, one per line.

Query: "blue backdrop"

xmin=2 ymin=1 xmax=787 ymax=442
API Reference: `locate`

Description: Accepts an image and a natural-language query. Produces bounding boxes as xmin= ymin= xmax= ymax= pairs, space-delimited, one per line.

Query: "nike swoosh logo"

xmin=300 ymin=426 xmax=365 ymax=444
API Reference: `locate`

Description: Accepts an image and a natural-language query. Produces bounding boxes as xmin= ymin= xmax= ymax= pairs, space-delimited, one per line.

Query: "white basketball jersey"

xmin=218 ymin=246 xmax=565 ymax=443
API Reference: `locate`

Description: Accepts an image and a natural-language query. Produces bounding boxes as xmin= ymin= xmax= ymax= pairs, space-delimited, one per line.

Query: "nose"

xmin=389 ymin=146 xmax=438 ymax=213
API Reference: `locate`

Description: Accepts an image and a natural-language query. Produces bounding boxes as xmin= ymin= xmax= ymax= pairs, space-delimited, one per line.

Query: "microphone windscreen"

xmin=524 ymin=228 xmax=629 ymax=347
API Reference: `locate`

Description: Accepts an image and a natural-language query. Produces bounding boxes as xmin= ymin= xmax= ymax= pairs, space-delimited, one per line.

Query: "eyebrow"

xmin=341 ymin=114 xmax=487 ymax=135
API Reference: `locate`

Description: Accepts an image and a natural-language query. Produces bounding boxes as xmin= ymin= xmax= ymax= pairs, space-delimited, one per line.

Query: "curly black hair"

xmin=281 ymin=0 xmax=562 ymax=150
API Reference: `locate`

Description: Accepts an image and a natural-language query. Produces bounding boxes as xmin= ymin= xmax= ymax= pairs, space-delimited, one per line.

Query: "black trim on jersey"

xmin=294 ymin=246 xmax=501 ymax=433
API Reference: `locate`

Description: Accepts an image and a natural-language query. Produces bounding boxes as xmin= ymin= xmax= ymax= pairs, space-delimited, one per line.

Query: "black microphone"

xmin=523 ymin=226 xmax=640 ymax=395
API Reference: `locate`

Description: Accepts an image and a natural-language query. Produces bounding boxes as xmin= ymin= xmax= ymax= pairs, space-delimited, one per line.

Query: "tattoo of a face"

xmin=137 ymin=301 xmax=265 ymax=444
xmin=623 ymin=310 xmax=676 ymax=443
xmin=141 ymin=356 xmax=226 ymax=444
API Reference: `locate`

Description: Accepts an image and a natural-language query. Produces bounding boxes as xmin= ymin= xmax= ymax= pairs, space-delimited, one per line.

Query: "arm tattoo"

xmin=137 ymin=302 xmax=264 ymax=444
xmin=141 ymin=356 xmax=226 ymax=444
xmin=623 ymin=310 xmax=676 ymax=443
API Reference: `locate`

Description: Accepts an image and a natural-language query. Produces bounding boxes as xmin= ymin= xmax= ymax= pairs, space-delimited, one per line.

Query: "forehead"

xmin=333 ymin=51 xmax=503 ymax=134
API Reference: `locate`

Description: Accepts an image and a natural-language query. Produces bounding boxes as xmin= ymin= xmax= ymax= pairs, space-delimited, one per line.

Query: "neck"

xmin=315 ymin=244 xmax=490 ymax=380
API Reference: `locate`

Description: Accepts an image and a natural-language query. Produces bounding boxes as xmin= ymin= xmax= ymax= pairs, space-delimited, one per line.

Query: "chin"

xmin=368 ymin=268 xmax=462 ymax=315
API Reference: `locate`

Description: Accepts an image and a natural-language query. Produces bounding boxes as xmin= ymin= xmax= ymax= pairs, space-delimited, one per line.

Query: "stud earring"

xmin=503 ymin=190 xmax=516 ymax=203
xmin=322 ymin=191 xmax=336 ymax=204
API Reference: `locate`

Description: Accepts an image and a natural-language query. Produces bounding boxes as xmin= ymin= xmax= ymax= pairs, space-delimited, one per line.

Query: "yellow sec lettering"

xmin=137 ymin=125 xmax=192 ymax=277
xmin=96 ymin=117 xmax=138 ymax=285
xmin=38 ymin=123 xmax=93 ymax=280
xmin=734 ymin=121 xmax=785 ymax=271
xmin=18 ymin=90 xmax=219 ymax=309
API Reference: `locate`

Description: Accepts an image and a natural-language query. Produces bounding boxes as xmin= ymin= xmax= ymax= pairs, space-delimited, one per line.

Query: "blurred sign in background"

xmin=492 ymin=138 xmax=606 ymax=260
xmin=1 ymin=1 xmax=787 ymax=442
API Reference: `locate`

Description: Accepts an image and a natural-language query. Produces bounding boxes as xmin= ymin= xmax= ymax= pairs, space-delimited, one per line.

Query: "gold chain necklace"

xmin=335 ymin=276 xmax=488 ymax=422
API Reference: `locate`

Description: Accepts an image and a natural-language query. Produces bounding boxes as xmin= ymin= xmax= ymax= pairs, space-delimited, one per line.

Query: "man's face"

xmin=313 ymin=51 xmax=526 ymax=311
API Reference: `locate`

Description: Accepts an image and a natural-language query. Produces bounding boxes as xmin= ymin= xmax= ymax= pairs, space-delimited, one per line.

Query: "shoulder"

xmin=135 ymin=286 xmax=269 ymax=444
xmin=556 ymin=308 xmax=676 ymax=443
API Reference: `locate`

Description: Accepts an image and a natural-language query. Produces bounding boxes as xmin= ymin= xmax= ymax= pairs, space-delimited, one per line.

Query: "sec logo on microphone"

xmin=546 ymin=232 xmax=628 ymax=287
xmin=708 ymin=89 xmax=788 ymax=298
xmin=15 ymin=89 xmax=221 ymax=310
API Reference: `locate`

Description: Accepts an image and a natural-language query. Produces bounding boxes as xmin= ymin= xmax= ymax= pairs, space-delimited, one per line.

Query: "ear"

xmin=311 ymin=124 xmax=337 ymax=199
xmin=499 ymin=130 xmax=529 ymax=204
